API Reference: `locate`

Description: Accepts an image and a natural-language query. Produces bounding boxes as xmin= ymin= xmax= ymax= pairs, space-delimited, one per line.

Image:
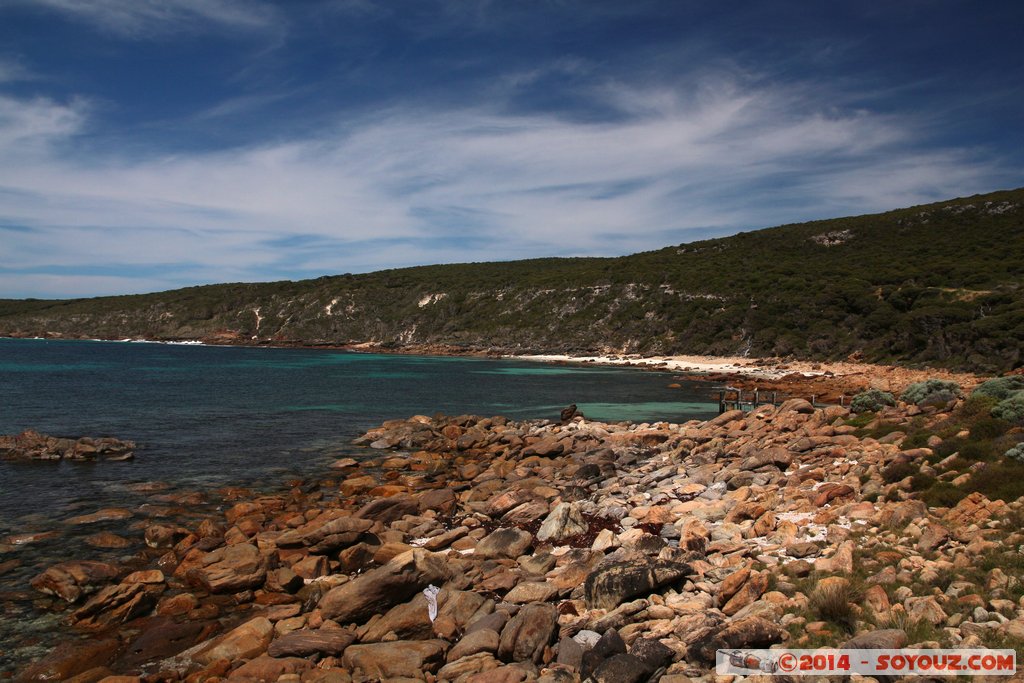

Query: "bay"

xmin=0 ymin=337 xmax=719 ymax=671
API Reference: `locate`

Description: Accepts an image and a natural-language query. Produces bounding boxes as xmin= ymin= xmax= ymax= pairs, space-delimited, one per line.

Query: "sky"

xmin=1 ymin=1 xmax=1022 ymax=299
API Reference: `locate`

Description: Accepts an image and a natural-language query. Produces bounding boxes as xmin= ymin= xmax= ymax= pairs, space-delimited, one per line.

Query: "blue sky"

xmin=1 ymin=0 xmax=1022 ymax=298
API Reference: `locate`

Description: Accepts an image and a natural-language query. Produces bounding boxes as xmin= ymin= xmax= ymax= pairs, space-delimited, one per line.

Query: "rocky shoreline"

xmin=6 ymin=386 xmax=1024 ymax=681
xmin=0 ymin=430 xmax=136 ymax=462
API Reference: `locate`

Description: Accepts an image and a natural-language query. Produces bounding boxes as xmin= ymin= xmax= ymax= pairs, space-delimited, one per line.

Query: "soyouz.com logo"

xmin=716 ymin=648 xmax=1016 ymax=676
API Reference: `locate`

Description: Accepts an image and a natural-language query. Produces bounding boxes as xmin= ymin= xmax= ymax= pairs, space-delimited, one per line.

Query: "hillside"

xmin=1 ymin=188 xmax=1022 ymax=373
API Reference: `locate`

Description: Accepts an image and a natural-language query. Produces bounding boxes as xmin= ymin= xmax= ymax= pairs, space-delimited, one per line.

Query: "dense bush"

xmin=1005 ymin=442 xmax=1024 ymax=463
xmin=966 ymin=460 xmax=1024 ymax=502
xmin=970 ymin=417 xmax=1012 ymax=440
xmin=850 ymin=389 xmax=896 ymax=413
xmin=919 ymin=482 xmax=967 ymax=508
xmin=991 ymin=391 xmax=1024 ymax=424
xmin=974 ymin=376 xmax=1024 ymax=401
xmin=883 ymin=460 xmax=917 ymax=483
xmin=901 ymin=379 xmax=962 ymax=407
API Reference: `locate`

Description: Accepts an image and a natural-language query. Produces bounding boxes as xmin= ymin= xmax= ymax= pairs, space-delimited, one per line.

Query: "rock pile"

xmin=0 ymin=429 xmax=135 ymax=461
xmin=13 ymin=398 xmax=1024 ymax=681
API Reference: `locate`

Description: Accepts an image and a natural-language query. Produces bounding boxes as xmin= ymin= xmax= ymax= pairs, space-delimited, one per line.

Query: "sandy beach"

xmin=509 ymin=352 xmax=988 ymax=397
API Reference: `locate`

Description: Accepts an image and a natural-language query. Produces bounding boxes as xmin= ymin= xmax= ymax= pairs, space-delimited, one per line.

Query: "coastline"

xmin=4 ymin=334 xmax=990 ymax=399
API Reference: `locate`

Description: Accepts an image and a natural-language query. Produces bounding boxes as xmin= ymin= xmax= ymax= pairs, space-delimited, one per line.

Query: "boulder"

xmin=504 ymin=581 xmax=559 ymax=604
xmin=841 ymin=628 xmax=908 ymax=649
xmin=691 ymin=616 xmax=786 ymax=662
xmin=227 ymin=655 xmax=312 ymax=681
xmin=448 ymin=628 xmax=501 ymax=662
xmin=475 ymin=528 xmax=534 ymax=560
xmin=580 ymin=629 xmax=627 ymax=679
xmin=906 ymin=596 xmax=948 ymax=625
xmin=143 ymin=523 xmax=192 ymax=549
xmin=318 ymin=549 xmax=451 ymax=624
xmin=884 ymin=500 xmax=927 ymax=529
xmin=0 ymin=430 xmax=134 ymax=461
xmin=536 ymin=502 xmax=589 ymax=543
xmin=193 ymin=616 xmax=273 ymax=665
xmin=187 ymin=543 xmax=267 ymax=594
xmin=267 ymin=628 xmax=356 ymax=657
xmin=274 ymin=515 xmax=374 ymax=552
xmin=356 ymin=495 xmax=420 ymax=523
xmin=591 ymin=654 xmax=653 ymax=683
xmin=436 ymin=652 xmax=503 ymax=681
xmin=71 ymin=580 xmax=163 ymax=627
xmin=30 ymin=560 xmax=120 ymax=603
xmin=118 ymin=617 xmax=212 ymax=668
xmin=13 ymin=638 xmax=119 ymax=682
xmin=584 ymin=560 xmax=691 ymax=609
xmin=629 ymin=637 xmax=674 ymax=671
xmin=418 ymin=487 xmax=457 ymax=513
xmin=497 ymin=603 xmax=557 ymax=664
xmin=359 ymin=589 xmax=488 ymax=642
xmin=342 ymin=640 xmax=447 ymax=678
xmin=722 ymin=572 xmax=769 ymax=616
xmin=66 ymin=508 xmax=134 ymax=525
xmin=84 ymin=532 xmax=133 ymax=549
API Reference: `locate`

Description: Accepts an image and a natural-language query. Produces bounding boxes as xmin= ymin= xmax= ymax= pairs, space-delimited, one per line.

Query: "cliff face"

xmin=2 ymin=188 xmax=1022 ymax=372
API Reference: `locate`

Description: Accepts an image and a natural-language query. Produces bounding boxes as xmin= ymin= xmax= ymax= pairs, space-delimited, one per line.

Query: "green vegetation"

xmin=900 ymin=379 xmax=963 ymax=406
xmin=1 ymin=188 xmax=1023 ymax=373
xmin=809 ymin=580 xmax=859 ymax=633
xmin=883 ymin=460 xmax=917 ymax=484
xmin=850 ymin=389 xmax=896 ymax=413
xmin=992 ymin=391 xmax=1024 ymax=424
xmin=865 ymin=393 xmax=1024 ymax=504
xmin=974 ymin=376 xmax=1024 ymax=400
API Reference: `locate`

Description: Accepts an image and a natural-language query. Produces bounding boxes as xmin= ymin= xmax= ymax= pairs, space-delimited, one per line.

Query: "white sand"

xmin=508 ymin=353 xmax=823 ymax=380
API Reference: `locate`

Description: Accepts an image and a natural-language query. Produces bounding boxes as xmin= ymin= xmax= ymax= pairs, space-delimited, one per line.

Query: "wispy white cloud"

xmin=10 ymin=0 xmax=280 ymax=38
xmin=0 ymin=73 xmax=1013 ymax=298
xmin=0 ymin=94 xmax=86 ymax=152
xmin=0 ymin=57 xmax=35 ymax=83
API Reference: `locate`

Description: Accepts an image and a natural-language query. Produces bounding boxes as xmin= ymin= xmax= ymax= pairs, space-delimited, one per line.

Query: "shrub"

xmin=974 ymin=376 xmax=1024 ymax=401
xmin=851 ymin=389 xmax=896 ymax=413
xmin=911 ymin=473 xmax=936 ymax=491
xmin=992 ymin=391 xmax=1024 ymax=424
xmin=971 ymin=417 xmax=1013 ymax=440
xmin=901 ymin=379 xmax=962 ymax=407
xmin=919 ymin=482 xmax=968 ymax=508
xmin=966 ymin=460 xmax=1024 ymax=502
xmin=810 ymin=579 xmax=857 ymax=633
xmin=1006 ymin=442 xmax=1024 ymax=463
xmin=883 ymin=460 xmax=916 ymax=483
xmin=961 ymin=393 xmax=998 ymax=418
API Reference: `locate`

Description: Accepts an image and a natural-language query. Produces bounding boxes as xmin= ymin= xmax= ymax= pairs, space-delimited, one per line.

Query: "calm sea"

xmin=0 ymin=337 xmax=718 ymax=669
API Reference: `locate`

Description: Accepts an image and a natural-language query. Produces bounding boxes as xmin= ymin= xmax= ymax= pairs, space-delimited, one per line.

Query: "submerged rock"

xmin=0 ymin=430 xmax=135 ymax=461
xmin=30 ymin=560 xmax=120 ymax=603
